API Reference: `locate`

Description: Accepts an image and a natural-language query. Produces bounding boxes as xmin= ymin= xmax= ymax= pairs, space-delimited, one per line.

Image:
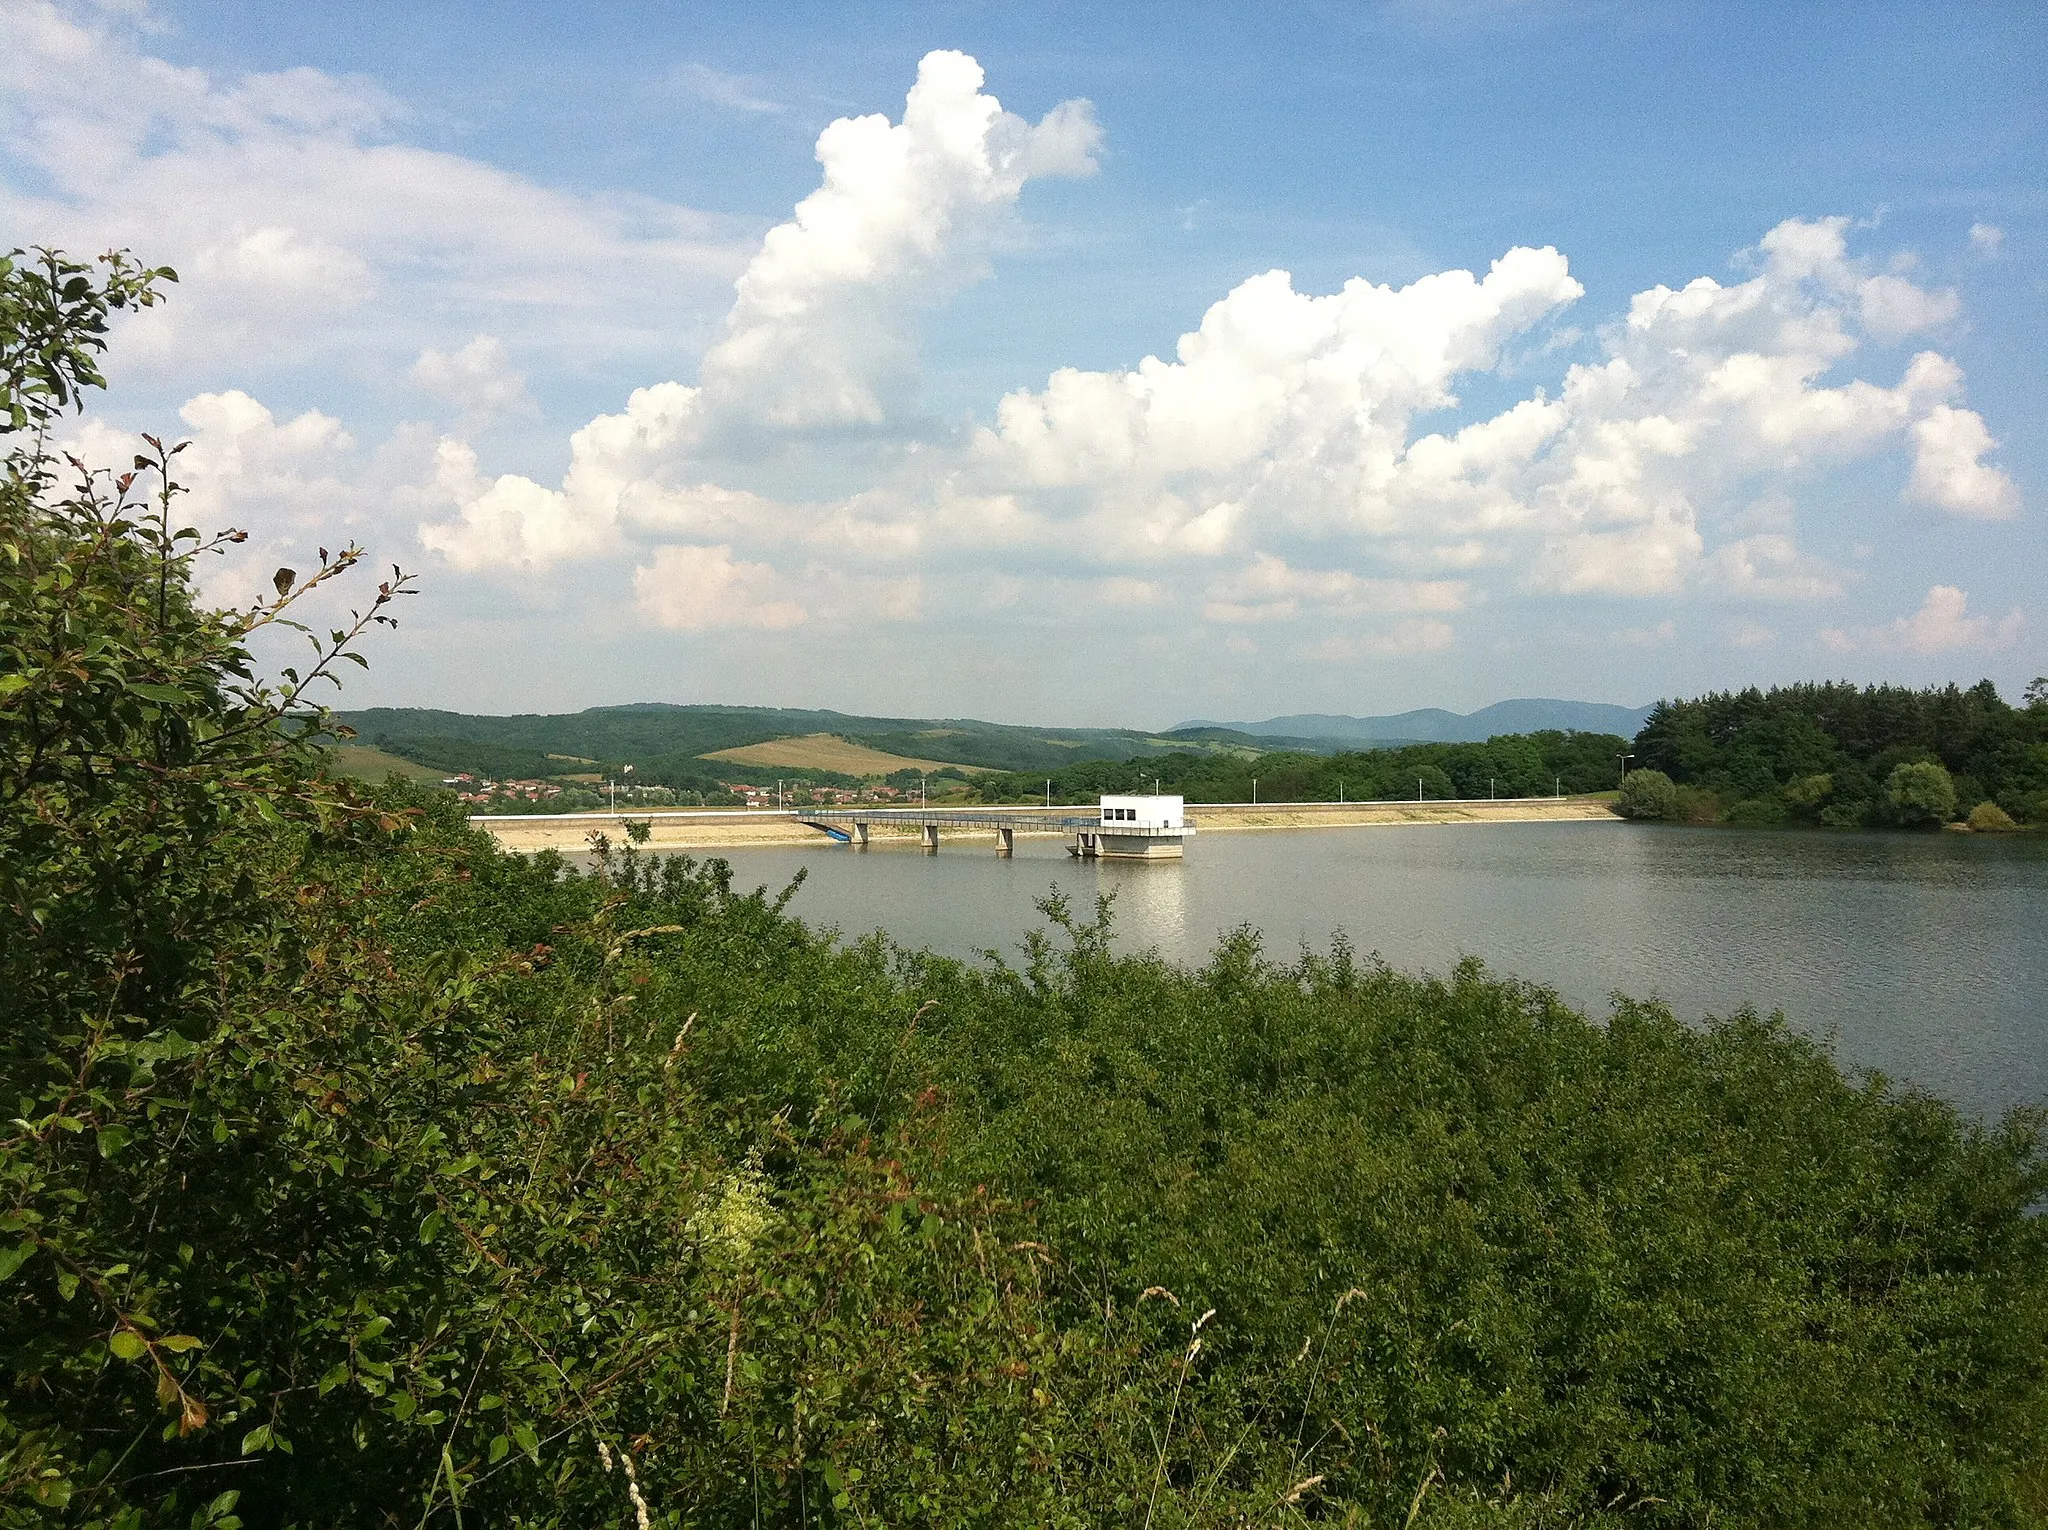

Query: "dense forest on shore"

xmin=977 ymin=684 xmax=2048 ymax=830
xmin=976 ymin=730 xmax=1630 ymax=805
xmin=1625 ymin=682 xmax=2048 ymax=829
xmin=8 ymin=252 xmax=2048 ymax=1527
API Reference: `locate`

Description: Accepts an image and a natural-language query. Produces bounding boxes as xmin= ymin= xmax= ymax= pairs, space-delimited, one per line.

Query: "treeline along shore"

xmin=972 ymin=686 xmax=2048 ymax=831
xmin=8 ymin=252 xmax=2048 ymax=1526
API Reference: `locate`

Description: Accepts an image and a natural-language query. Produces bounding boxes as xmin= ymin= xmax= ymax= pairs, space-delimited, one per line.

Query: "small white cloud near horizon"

xmin=1201 ymin=554 xmax=1468 ymax=626
xmin=1302 ymin=620 xmax=1457 ymax=662
xmin=1969 ymin=222 xmax=2005 ymax=257
xmin=1821 ymin=585 xmax=2024 ymax=656
xmin=1728 ymin=620 xmax=1775 ymax=649
xmin=1612 ymin=619 xmax=1679 ymax=648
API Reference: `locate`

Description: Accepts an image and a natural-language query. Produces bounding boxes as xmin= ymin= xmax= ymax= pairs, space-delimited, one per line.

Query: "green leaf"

xmin=96 ymin=1125 xmax=132 ymax=1158
xmin=0 ymin=1242 xmax=34 ymax=1283
xmin=488 ymin=1434 xmax=510 ymax=1465
xmin=108 ymin=1330 xmax=147 ymax=1361
xmin=511 ymin=1422 xmax=540 ymax=1464
xmin=157 ymin=1334 xmax=204 ymax=1352
xmin=240 ymin=1424 xmax=272 ymax=1454
xmin=126 ymin=683 xmax=191 ymax=703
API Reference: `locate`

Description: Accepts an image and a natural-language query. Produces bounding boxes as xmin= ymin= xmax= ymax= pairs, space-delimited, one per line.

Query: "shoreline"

xmin=472 ymin=798 xmax=1622 ymax=854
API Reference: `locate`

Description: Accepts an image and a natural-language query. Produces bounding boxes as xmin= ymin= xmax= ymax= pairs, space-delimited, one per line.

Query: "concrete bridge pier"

xmin=854 ymin=822 xmax=869 ymax=847
xmin=996 ymin=826 xmax=1014 ymax=856
xmin=921 ymin=823 xmax=940 ymax=853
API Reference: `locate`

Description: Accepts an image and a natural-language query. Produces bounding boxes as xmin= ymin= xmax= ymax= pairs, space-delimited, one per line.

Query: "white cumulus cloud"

xmin=1821 ymin=585 xmax=2024 ymax=655
xmin=633 ymin=544 xmax=807 ymax=632
xmin=410 ymin=336 xmax=537 ymax=423
xmin=1907 ymin=405 xmax=2019 ymax=519
xmin=421 ymin=49 xmax=1100 ymax=571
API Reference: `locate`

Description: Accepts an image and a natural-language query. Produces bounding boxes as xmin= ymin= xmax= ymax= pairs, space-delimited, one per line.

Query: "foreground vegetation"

xmin=7 ymin=251 xmax=2048 ymax=1527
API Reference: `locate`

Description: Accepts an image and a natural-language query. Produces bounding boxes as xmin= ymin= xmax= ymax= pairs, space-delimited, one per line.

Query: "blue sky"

xmin=4 ymin=0 xmax=2041 ymax=723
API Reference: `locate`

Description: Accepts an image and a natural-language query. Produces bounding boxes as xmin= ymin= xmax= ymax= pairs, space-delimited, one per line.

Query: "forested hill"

xmin=1633 ymin=679 xmax=2048 ymax=827
xmin=334 ymin=702 xmax=1324 ymax=784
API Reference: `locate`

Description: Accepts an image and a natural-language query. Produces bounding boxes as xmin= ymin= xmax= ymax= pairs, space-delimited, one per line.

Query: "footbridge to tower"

xmin=797 ymin=795 xmax=1192 ymax=859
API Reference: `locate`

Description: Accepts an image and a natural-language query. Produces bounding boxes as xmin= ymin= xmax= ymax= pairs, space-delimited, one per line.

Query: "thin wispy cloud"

xmin=675 ymin=62 xmax=785 ymax=115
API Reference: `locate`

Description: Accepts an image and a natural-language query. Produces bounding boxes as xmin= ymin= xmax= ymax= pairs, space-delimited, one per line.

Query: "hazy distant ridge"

xmin=1178 ymin=698 xmax=1655 ymax=744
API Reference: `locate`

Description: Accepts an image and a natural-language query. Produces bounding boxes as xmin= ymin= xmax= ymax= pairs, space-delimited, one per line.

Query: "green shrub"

xmin=1672 ymin=782 xmax=1722 ymax=823
xmin=1724 ymin=794 xmax=1790 ymax=826
xmin=1820 ymin=796 xmax=1872 ymax=828
xmin=1617 ymin=768 xmax=1680 ymax=819
xmin=1968 ymin=800 xmax=2020 ymax=833
xmin=2000 ymin=788 xmax=2048 ymax=827
xmin=1782 ymin=771 xmax=1834 ymax=818
xmin=1886 ymin=759 xmax=1959 ymax=827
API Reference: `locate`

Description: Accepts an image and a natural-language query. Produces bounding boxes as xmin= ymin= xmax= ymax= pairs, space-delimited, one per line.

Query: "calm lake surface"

xmin=691 ymin=822 xmax=2047 ymax=1119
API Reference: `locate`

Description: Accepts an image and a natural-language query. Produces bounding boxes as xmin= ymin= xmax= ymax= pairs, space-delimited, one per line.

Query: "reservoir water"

xmin=690 ymin=821 xmax=2047 ymax=1120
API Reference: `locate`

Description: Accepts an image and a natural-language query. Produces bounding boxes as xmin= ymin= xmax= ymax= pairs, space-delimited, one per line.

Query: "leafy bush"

xmin=1782 ymin=771 xmax=1834 ymax=819
xmin=1968 ymin=800 xmax=2020 ymax=833
xmin=1617 ymin=768 xmax=1680 ymax=819
xmin=1886 ymin=760 xmax=1959 ymax=827
xmin=1723 ymin=794 xmax=1789 ymax=826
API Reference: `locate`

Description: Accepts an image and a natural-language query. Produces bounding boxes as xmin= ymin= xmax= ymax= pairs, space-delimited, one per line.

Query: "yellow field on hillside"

xmin=326 ymin=745 xmax=447 ymax=784
xmin=701 ymin=732 xmax=990 ymax=776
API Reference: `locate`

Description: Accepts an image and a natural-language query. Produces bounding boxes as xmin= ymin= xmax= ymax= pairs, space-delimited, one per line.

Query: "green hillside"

xmin=334 ymin=702 xmax=1321 ymax=787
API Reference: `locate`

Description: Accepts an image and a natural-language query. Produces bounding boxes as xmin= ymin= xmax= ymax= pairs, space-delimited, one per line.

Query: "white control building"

xmin=1078 ymin=794 xmax=1191 ymax=859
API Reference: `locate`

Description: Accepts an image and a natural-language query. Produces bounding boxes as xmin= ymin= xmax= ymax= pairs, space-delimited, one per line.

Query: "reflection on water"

xmin=682 ymin=822 xmax=2048 ymax=1119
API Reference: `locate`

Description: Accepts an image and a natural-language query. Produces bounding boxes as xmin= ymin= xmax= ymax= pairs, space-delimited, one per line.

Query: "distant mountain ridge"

xmin=1176 ymin=698 xmax=1655 ymax=744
